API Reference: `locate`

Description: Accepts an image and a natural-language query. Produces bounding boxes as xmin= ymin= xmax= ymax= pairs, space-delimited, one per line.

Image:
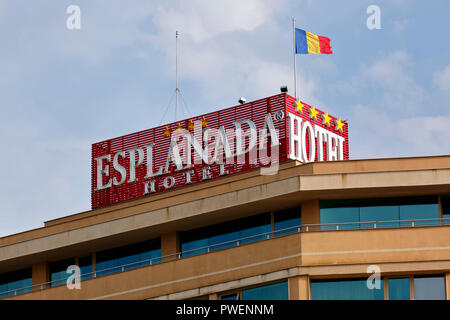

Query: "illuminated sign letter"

xmin=95 ymin=155 xmax=112 ymax=190
xmin=128 ymin=148 xmax=144 ymax=183
xmin=301 ymin=121 xmax=315 ymax=163
xmin=314 ymin=125 xmax=328 ymax=162
xmin=163 ymin=139 xmax=185 ymax=173
xmin=112 ymin=151 xmax=126 ymax=185
xmin=145 ymin=143 xmax=163 ymax=178
xmin=287 ymin=113 xmax=303 ymax=161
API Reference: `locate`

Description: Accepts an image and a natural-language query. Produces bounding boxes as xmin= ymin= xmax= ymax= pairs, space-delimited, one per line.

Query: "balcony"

xmin=3 ymin=217 xmax=450 ymax=300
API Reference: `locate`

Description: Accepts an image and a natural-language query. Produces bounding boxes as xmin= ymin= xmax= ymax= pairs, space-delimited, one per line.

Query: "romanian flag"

xmin=295 ymin=28 xmax=332 ymax=54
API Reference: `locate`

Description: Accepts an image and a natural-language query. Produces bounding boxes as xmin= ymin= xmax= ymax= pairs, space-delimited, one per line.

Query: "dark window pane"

xmin=274 ymin=208 xmax=301 ymax=236
xmin=181 ymin=238 xmax=209 ymax=258
xmin=360 ymin=206 xmax=399 ymax=228
xmin=414 ymin=276 xmax=446 ymax=300
xmin=180 ymin=225 xmax=212 ymax=258
xmin=388 ymin=278 xmax=410 ymax=300
xmin=240 ymin=223 xmax=271 ymax=244
xmin=221 ymin=293 xmax=238 ymax=300
xmin=50 ymin=258 xmax=75 ymax=287
xmin=141 ymin=249 xmax=162 ymax=265
xmin=0 ymin=268 xmax=32 ymax=298
xmin=311 ymin=279 xmax=384 ymax=300
xmin=96 ymin=239 xmax=161 ymax=277
xmin=96 ymin=259 xmax=118 ymax=277
xmin=79 ymin=256 xmax=92 ymax=280
xmin=442 ymin=196 xmax=450 ymax=225
xmin=13 ymin=278 xmax=31 ymax=295
xmin=320 ymin=207 xmax=359 ymax=230
xmin=444 ymin=213 xmax=450 ymax=226
xmin=442 ymin=196 xmax=450 ymax=214
xmin=180 ymin=213 xmax=270 ymax=257
xmin=239 ymin=213 xmax=271 ymax=244
xmin=210 ymin=230 xmax=240 ymax=251
xmin=400 ymin=204 xmax=439 ymax=227
xmin=241 ymin=281 xmax=288 ymax=300
xmin=320 ymin=197 xmax=439 ymax=230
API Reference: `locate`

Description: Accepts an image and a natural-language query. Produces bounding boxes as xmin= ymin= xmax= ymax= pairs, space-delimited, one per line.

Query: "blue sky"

xmin=1 ymin=0 xmax=450 ymax=236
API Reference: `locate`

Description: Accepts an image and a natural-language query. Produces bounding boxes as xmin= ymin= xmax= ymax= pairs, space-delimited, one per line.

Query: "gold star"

xmin=175 ymin=122 xmax=182 ymax=132
xmin=187 ymin=119 xmax=194 ymax=131
xmin=163 ymin=125 xmax=171 ymax=137
xmin=322 ymin=112 xmax=331 ymax=127
xmin=201 ymin=116 xmax=208 ymax=128
xmin=295 ymin=100 xmax=304 ymax=113
xmin=309 ymin=106 xmax=319 ymax=121
xmin=336 ymin=117 xmax=345 ymax=132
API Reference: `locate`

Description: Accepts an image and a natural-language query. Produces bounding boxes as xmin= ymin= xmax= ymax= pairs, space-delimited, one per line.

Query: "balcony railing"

xmin=1 ymin=217 xmax=449 ymax=298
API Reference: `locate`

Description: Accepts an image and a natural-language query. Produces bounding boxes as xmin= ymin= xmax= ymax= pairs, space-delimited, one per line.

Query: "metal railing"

xmin=302 ymin=217 xmax=450 ymax=232
xmin=1 ymin=217 xmax=449 ymax=298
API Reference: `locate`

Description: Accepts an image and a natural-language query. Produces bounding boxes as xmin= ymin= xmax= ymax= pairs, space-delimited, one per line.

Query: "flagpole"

xmin=292 ymin=17 xmax=297 ymax=99
xmin=175 ymin=30 xmax=179 ymax=121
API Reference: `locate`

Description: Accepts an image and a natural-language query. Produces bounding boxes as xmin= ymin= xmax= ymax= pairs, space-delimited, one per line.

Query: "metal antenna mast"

xmin=175 ymin=30 xmax=179 ymax=121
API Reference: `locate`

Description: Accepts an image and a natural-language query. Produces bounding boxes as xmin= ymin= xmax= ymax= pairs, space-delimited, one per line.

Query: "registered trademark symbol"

xmin=272 ymin=111 xmax=284 ymax=122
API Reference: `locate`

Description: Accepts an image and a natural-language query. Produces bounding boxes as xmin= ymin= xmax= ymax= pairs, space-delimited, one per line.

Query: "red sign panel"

xmin=91 ymin=93 xmax=349 ymax=209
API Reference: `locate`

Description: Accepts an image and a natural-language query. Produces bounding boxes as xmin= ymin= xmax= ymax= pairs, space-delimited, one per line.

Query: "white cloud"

xmin=152 ymin=0 xmax=278 ymax=43
xmin=433 ymin=65 xmax=450 ymax=92
xmin=349 ymin=104 xmax=450 ymax=159
xmin=361 ymin=51 xmax=426 ymax=114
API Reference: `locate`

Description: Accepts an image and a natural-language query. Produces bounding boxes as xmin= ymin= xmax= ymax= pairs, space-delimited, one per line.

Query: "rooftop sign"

xmin=91 ymin=93 xmax=349 ymax=209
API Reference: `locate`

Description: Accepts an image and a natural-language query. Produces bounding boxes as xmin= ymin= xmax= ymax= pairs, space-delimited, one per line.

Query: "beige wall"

xmin=32 ymin=262 xmax=49 ymax=291
xmin=161 ymin=232 xmax=179 ymax=262
xmin=288 ymin=276 xmax=309 ymax=300
xmin=301 ymin=200 xmax=320 ymax=227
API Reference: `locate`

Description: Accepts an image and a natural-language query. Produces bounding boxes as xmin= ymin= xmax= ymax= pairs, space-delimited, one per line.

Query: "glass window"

xmin=209 ymin=221 xmax=240 ymax=251
xmin=181 ymin=238 xmax=209 ymax=258
xmin=180 ymin=213 xmax=271 ymax=258
xmin=96 ymin=239 xmax=161 ymax=277
xmin=320 ymin=197 xmax=439 ymax=230
xmin=311 ymin=278 xmax=384 ymax=300
xmin=388 ymin=278 xmax=410 ymax=300
xmin=239 ymin=214 xmax=271 ymax=245
xmin=181 ymin=225 xmax=213 ymax=258
xmin=241 ymin=281 xmax=288 ymax=300
xmin=444 ymin=213 xmax=450 ymax=226
xmin=400 ymin=203 xmax=439 ymax=227
xmin=50 ymin=258 xmax=75 ymax=287
xmin=441 ymin=196 xmax=450 ymax=225
xmin=360 ymin=205 xmax=399 ymax=228
xmin=414 ymin=276 xmax=446 ymax=300
xmin=0 ymin=268 xmax=32 ymax=298
xmin=79 ymin=256 xmax=92 ymax=281
xmin=274 ymin=207 xmax=301 ymax=236
xmin=221 ymin=293 xmax=238 ymax=300
xmin=320 ymin=200 xmax=360 ymax=230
